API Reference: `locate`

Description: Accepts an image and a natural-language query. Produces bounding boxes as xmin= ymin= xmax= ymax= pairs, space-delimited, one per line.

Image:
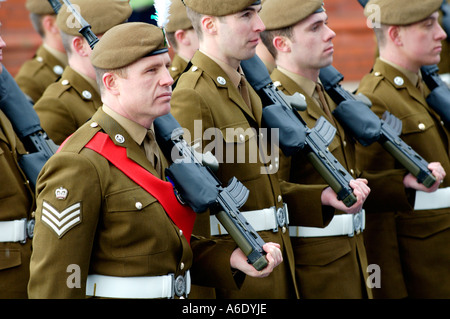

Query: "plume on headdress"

xmin=152 ymin=0 xmax=172 ymax=46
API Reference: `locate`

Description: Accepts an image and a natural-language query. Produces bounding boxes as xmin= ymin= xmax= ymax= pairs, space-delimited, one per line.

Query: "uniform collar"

xmin=199 ymin=50 xmax=241 ymax=88
xmin=277 ymin=66 xmax=317 ymax=98
xmin=102 ymin=104 xmax=148 ymax=146
xmin=379 ymin=57 xmax=420 ymax=86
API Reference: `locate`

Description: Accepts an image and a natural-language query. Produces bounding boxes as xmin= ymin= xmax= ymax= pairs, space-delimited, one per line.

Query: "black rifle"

xmin=154 ymin=114 xmax=269 ymax=271
xmin=241 ymin=55 xmax=358 ymax=207
xmin=50 ymin=0 xmax=99 ymax=49
xmin=52 ymin=0 xmax=269 ymax=270
xmin=420 ymin=64 xmax=450 ymax=125
xmin=0 ymin=67 xmax=59 ymax=189
xmin=319 ymin=65 xmax=436 ymax=188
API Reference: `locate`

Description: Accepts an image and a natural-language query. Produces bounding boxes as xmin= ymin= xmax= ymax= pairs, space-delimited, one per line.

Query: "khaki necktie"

xmin=239 ymin=74 xmax=252 ymax=111
xmin=143 ymin=129 xmax=162 ymax=177
xmin=315 ymin=82 xmax=334 ymax=120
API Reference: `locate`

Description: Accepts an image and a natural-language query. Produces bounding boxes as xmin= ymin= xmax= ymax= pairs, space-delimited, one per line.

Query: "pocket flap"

xmin=401 ymin=112 xmax=435 ymax=135
xmin=293 ymin=237 xmax=352 ymax=266
xmin=105 ymin=187 xmax=157 ymax=213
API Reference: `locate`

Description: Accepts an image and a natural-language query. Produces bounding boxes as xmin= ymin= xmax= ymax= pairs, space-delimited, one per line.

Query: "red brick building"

xmin=0 ymin=0 xmax=376 ymax=82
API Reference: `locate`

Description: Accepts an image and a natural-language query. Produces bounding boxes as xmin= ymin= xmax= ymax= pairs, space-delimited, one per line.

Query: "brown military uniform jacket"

xmin=34 ymin=66 xmax=102 ymax=145
xmin=0 ymin=110 xmax=35 ymax=299
xmin=170 ymin=54 xmax=189 ymax=82
xmin=15 ymin=45 xmax=66 ymax=103
xmin=271 ymin=68 xmax=372 ymax=299
xmin=170 ymin=51 xmax=299 ymax=298
xmin=28 ymin=108 xmax=193 ymax=298
xmin=356 ymin=58 xmax=450 ymax=298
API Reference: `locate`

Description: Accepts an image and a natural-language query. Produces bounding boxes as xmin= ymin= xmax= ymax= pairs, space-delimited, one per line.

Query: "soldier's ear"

xmin=42 ymin=15 xmax=59 ymax=36
xmin=201 ymin=16 xmax=217 ymax=35
xmin=273 ymin=35 xmax=291 ymax=53
xmin=387 ymin=25 xmax=402 ymax=46
xmin=102 ymin=73 xmax=120 ymax=95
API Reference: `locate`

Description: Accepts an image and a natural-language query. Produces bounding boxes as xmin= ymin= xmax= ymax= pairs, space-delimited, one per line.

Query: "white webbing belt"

xmin=210 ymin=204 xmax=288 ymax=236
xmin=289 ymin=210 xmax=365 ymax=238
xmin=414 ymin=187 xmax=450 ymax=210
xmin=0 ymin=219 xmax=27 ymax=242
xmin=86 ymin=271 xmax=191 ymax=299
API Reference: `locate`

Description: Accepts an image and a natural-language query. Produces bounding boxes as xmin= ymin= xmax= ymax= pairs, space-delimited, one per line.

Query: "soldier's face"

xmin=289 ymin=12 xmax=336 ymax=72
xmin=397 ymin=12 xmax=447 ymax=69
xmin=114 ymin=53 xmax=174 ymax=129
xmin=214 ymin=5 xmax=265 ymax=66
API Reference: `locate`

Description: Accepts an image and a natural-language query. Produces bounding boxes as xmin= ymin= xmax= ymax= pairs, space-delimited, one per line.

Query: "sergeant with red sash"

xmin=28 ymin=21 xmax=282 ymax=299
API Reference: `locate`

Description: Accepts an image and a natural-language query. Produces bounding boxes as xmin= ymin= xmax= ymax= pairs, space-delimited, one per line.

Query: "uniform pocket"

xmin=217 ymin=122 xmax=261 ymax=182
xmin=104 ymin=187 xmax=171 ymax=257
xmin=292 ymin=237 xmax=352 ymax=266
xmin=401 ymin=112 xmax=436 ymax=135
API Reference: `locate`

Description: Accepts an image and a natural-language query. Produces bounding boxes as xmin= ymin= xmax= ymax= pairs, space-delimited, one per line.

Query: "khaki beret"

xmin=260 ymin=0 xmax=324 ymax=30
xmin=56 ymin=0 xmax=132 ymax=36
xmin=364 ymin=0 xmax=442 ymax=25
xmin=90 ymin=22 xmax=168 ymax=69
xmin=166 ymin=0 xmax=192 ymax=32
xmin=182 ymin=0 xmax=261 ymax=16
xmin=26 ymin=0 xmax=56 ymax=15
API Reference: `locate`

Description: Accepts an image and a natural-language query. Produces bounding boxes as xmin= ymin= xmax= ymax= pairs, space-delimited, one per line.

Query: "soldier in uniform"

xmin=165 ymin=0 xmax=198 ymax=81
xmin=28 ymin=21 xmax=282 ymax=299
xmin=259 ymin=0 xmax=373 ymax=298
xmin=356 ymin=0 xmax=450 ymax=298
xmin=0 ymin=25 xmax=36 ymax=298
xmin=170 ymin=0 xmax=304 ymax=299
xmin=15 ymin=0 xmax=67 ymax=103
xmin=33 ymin=0 xmax=132 ymax=145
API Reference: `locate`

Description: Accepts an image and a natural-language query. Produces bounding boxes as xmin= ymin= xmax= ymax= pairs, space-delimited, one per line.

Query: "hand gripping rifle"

xmin=319 ymin=65 xmax=436 ymax=188
xmin=241 ymin=55 xmax=358 ymax=207
xmin=420 ymin=64 xmax=450 ymax=125
xmin=51 ymin=0 xmax=269 ymax=270
xmin=0 ymin=67 xmax=59 ymax=190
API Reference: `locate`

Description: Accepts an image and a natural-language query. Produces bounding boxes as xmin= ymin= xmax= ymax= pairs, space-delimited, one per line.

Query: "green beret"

xmin=90 ymin=22 xmax=168 ymax=69
xmin=364 ymin=0 xmax=442 ymax=25
xmin=26 ymin=0 xmax=56 ymax=15
xmin=182 ymin=0 xmax=261 ymax=16
xmin=260 ymin=0 xmax=324 ymax=30
xmin=166 ymin=0 xmax=192 ymax=32
xmin=56 ymin=0 xmax=132 ymax=36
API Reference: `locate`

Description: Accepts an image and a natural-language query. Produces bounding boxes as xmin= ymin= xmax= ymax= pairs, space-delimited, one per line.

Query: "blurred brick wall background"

xmin=0 ymin=0 xmax=376 ymax=83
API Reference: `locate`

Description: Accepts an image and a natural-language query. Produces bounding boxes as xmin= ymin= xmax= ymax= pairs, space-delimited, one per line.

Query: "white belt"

xmin=289 ymin=210 xmax=365 ymax=238
xmin=210 ymin=204 xmax=289 ymax=236
xmin=0 ymin=218 xmax=34 ymax=243
xmin=414 ymin=187 xmax=450 ymax=210
xmin=86 ymin=271 xmax=191 ymax=299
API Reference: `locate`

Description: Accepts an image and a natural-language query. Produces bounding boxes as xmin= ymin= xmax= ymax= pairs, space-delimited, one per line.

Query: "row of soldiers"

xmin=1 ymin=0 xmax=449 ymax=299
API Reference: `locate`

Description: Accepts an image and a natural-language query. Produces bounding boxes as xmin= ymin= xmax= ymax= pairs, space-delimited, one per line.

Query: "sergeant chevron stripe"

xmin=41 ymin=201 xmax=82 ymax=238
